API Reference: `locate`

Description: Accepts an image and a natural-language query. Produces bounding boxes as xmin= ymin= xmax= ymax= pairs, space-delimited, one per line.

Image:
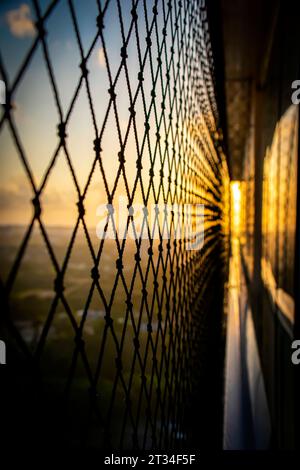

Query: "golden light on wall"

xmin=231 ymin=181 xmax=244 ymax=238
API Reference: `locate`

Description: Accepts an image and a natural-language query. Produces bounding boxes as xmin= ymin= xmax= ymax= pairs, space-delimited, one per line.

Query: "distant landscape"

xmin=0 ymin=224 xmax=170 ymax=446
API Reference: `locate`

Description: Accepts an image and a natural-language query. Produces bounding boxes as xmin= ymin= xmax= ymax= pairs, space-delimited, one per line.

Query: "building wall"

xmin=240 ymin=1 xmax=300 ymax=448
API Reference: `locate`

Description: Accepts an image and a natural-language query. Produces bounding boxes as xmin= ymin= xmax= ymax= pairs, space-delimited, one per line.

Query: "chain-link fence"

xmin=0 ymin=0 xmax=229 ymax=450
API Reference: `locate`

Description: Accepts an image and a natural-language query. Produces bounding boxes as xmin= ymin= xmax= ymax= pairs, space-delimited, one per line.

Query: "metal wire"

xmin=0 ymin=0 xmax=229 ymax=450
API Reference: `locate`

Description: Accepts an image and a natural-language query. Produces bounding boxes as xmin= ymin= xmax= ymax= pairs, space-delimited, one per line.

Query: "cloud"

xmin=6 ymin=4 xmax=35 ymax=38
xmin=0 ymin=179 xmax=31 ymax=210
xmin=98 ymin=47 xmax=106 ymax=68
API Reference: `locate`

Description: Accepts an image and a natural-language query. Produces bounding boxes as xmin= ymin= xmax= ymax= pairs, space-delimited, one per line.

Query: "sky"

xmin=0 ymin=0 xmax=177 ymax=227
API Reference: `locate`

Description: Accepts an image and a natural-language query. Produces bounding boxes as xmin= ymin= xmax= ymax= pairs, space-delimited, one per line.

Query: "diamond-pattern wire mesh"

xmin=0 ymin=0 xmax=229 ymax=449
